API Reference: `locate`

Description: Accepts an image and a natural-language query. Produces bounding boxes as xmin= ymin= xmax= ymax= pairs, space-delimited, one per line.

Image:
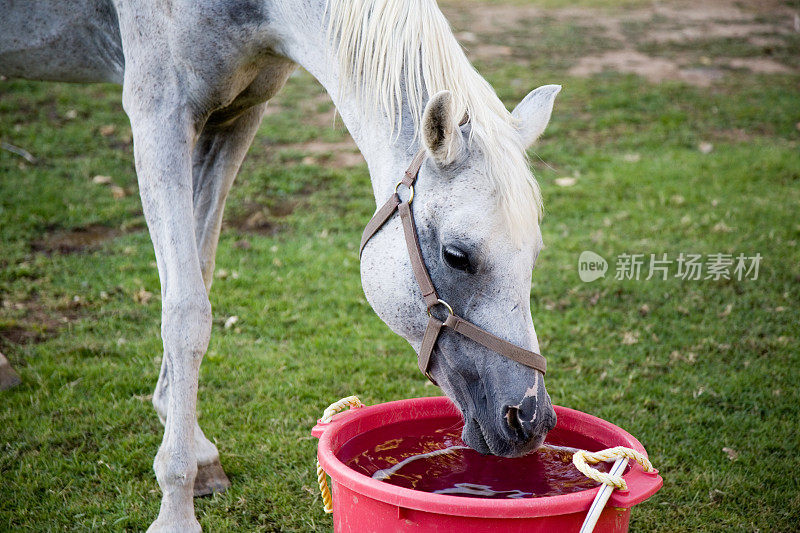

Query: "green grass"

xmin=2 ymin=1 xmax=799 ymax=531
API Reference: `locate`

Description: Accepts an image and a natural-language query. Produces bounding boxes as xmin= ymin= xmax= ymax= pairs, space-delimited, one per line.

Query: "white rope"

xmin=572 ymin=446 xmax=654 ymax=491
xmin=574 ymin=446 xmax=656 ymax=533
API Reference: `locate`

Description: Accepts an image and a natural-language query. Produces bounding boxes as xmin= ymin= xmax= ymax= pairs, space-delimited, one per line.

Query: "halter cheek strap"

xmin=359 ymin=148 xmax=547 ymax=385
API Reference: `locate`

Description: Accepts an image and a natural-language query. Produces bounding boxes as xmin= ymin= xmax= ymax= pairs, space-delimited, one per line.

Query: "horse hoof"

xmin=0 ymin=353 xmax=21 ymax=391
xmin=194 ymin=459 xmax=231 ymax=497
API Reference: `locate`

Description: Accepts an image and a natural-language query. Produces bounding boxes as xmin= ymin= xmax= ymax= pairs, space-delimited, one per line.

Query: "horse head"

xmin=360 ymin=85 xmax=561 ymax=457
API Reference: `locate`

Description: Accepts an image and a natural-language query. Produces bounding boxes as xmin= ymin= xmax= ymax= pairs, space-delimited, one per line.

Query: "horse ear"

xmin=512 ymin=85 xmax=561 ymax=148
xmin=422 ymin=90 xmax=462 ymax=165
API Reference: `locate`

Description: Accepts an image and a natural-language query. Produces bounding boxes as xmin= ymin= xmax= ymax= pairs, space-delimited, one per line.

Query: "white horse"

xmin=0 ymin=0 xmax=560 ymax=530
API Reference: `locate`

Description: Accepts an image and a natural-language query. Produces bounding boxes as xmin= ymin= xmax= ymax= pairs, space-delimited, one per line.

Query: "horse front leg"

xmin=125 ymin=95 xmax=208 ymax=532
xmin=151 ymin=102 xmax=269 ymax=497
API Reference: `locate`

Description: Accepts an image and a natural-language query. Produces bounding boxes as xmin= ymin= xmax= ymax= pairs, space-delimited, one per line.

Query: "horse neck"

xmin=276 ymin=1 xmax=420 ymax=205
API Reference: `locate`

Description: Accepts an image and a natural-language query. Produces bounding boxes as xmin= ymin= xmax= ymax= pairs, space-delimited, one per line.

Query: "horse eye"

xmin=442 ymin=245 xmax=473 ymax=273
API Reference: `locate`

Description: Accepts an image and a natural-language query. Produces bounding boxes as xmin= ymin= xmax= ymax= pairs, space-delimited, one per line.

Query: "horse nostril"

xmin=504 ymin=406 xmax=524 ymax=436
xmin=545 ymin=410 xmax=557 ymax=433
xmin=545 ymin=411 xmax=558 ymax=433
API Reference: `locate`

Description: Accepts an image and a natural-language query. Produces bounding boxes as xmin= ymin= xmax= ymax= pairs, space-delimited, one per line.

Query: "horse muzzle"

xmin=461 ymin=386 xmax=556 ymax=458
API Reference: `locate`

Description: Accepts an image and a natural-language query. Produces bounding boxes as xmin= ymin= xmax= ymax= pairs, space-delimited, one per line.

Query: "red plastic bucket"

xmin=312 ymin=396 xmax=662 ymax=533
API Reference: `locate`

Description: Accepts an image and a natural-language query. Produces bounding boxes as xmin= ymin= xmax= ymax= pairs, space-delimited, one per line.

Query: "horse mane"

xmin=326 ymin=0 xmax=544 ymax=240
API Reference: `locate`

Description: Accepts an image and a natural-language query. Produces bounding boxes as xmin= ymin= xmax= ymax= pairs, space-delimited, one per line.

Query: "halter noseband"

xmin=358 ymin=142 xmax=547 ymax=385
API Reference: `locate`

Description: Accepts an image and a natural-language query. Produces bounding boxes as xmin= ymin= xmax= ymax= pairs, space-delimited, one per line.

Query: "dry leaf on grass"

xmin=110 ymin=185 xmax=126 ymax=199
xmin=621 ymin=331 xmax=639 ymax=345
xmin=713 ymin=222 xmax=732 ymax=233
xmin=722 ymin=447 xmax=739 ymax=461
xmin=133 ymin=288 xmax=152 ymax=305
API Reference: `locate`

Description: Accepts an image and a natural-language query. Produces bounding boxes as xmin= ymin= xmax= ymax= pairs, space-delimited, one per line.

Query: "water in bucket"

xmin=340 ymin=419 xmax=614 ymax=499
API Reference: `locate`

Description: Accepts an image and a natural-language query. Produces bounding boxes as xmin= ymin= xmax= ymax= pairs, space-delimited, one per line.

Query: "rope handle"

xmin=316 ymin=396 xmax=364 ymax=513
xmin=572 ymin=446 xmax=655 ymax=490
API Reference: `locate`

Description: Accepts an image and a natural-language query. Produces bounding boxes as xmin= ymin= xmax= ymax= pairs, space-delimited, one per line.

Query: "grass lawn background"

xmin=1 ymin=0 xmax=798 ymax=530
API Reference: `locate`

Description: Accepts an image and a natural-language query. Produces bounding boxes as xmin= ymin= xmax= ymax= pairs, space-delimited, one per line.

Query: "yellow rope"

xmin=316 ymin=396 xmax=363 ymax=513
xmin=321 ymin=395 xmax=363 ymax=423
xmin=316 ymin=460 xmax=334 ymax=514
xmin=572 ymin=446 xmax=655 ymax=491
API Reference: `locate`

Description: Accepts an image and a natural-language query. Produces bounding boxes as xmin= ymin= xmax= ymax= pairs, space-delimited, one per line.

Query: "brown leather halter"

xmin=359 ymin=144 xmax=547 ymax=385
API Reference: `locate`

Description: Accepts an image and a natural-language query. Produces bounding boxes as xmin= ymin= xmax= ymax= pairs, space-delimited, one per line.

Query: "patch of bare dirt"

xmin=291 ymin=140 xmax=364 ymax=168
xmin=651 ymin=1 xmax=795 ymax=22
xmin=299 ymin=92 xmax=340 ymax=129
xmin=31 ymin=224 xmax=121 ymax=254
xmin=466 ymin=43 xmax=514 ymax=61
xmin=0 ymin=323 xmax=48 ymax=346
xmin=444 ymin=0 xmax=799 ymax=86
xmin=0 ymin=296 xmax=83 ymax=349
xmin=647 ymin=23 xmax=793 ymax=43
xmin=569 ymin=50 xmax=680 ymax=83
xmin=225 ymin=183 xmax=321 ymax=234
xmin=548 ymin=7 xmax=650 ymax=42
xmin=227 ymin=205 xmax=288 ymax=235
xmin=726 ymin=57 xmax=794 ymax=74
xmin=445 ymin=4 xmax=543 ymax=35
xmin=568 ymin=50 xmax=730 ymax=87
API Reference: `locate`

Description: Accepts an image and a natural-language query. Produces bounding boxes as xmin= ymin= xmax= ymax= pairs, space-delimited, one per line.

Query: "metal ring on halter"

xmin=427 ymin=298 xmax=454 ymax=318
xmin=394 ymin=181 xmax=415 ymax=203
